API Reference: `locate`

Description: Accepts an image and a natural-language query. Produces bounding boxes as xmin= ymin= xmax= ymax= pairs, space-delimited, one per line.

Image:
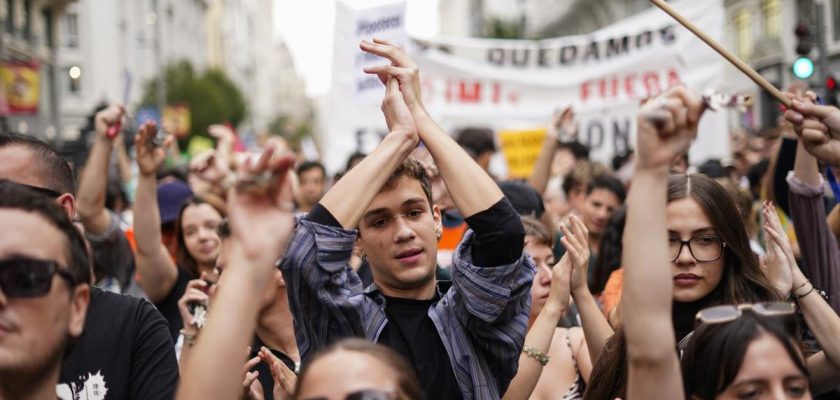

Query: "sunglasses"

xmin=17 ymin=183 xmax=63 ymax=199
xmin=0 ymin=256 xmax=78 ymax=298
xmin=302 ymin=389 xmax=396 ymax=400
xmin=695 ymin=302 xmax=796 ymax=327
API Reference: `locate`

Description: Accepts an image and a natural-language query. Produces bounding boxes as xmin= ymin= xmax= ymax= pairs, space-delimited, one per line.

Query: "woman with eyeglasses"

xmin=293 ymin=339 xmax=421 ymax=400
xmin=621 ymin=87 xmax=840 ymax=399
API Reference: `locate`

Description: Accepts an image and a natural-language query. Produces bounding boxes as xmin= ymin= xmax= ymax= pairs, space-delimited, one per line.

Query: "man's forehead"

xmin=0 ymin=209 xmax=67 ymax=263
xmin=366 ymin=177 xmax=429 ymax=213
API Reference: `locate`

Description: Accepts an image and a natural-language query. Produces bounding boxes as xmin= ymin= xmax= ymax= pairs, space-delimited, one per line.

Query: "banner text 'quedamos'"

xmin=484 ymin=25 xmax=677 ymax=68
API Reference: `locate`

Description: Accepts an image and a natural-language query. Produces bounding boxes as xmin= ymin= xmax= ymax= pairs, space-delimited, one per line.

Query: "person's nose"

xmin=393 ymin=215 xmax=416 ymax=243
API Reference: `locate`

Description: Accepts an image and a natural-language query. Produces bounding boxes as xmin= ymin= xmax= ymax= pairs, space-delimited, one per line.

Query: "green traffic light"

xmin=793 ymin=57 xmax=815 ymax=79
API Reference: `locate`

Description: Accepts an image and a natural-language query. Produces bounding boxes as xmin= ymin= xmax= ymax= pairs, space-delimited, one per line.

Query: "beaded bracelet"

xmin=523 ymin=345 xmax=550 ymax=366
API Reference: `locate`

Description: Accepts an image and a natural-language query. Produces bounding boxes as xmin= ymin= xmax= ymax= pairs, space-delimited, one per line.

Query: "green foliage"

xmin=141 ymin=60 xmax=247 ymax=139
xmin=486 ymin=17 xmax=524 ymax=39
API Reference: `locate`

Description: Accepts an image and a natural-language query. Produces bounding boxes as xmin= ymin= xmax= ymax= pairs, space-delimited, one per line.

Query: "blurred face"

xmin=181 ymin=204 xmax=222 ymax=267
xmin=716 ymin=334 xmax=810 ymax=400
xmin=667 ymin=198 xmax=724 ymax=302
xmin=0 ymin=210 xmax=88 ymax=381
xmin=525 ymin=237 xmax=554 ymax=319
xmin=359 ymin=176 xmax=441 ymax=298
xmin=297 ymin=350 xmax=399 ymax=400
xmin=581 ymin=188 xmax=620 ymax=236
xmin=298 ymin=167 xmax=326 ymax=206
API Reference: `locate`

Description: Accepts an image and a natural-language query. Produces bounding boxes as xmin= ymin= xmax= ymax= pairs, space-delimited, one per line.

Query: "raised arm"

xmin=133 ymin=122 xmax=179 ymax=303
xmin=177 ymin=146 xmax=296 ymax=400
xmin=361 ymin=39 xmax=502 ymax=218
xmin=785 ymin=92 xmax=840 ymax=313
xmin=317 ymin=77 xmax=419 ymax=228
xmin=763 ymin=202 xmax=840 ymax=393
xmin=784 ymin=99 xmax=840 ymax=168
xmin=624 ymin=87 xmax=704 ymax=400
xmin=76 ymin=105 xmax=124 ymax=235
xmin=564 ymin=215 xmax=613 ymax=364
xmin=502 ymin=253 xmax=573 ymax=400
xmin=528 ymin=108 xmax=574 ymax=194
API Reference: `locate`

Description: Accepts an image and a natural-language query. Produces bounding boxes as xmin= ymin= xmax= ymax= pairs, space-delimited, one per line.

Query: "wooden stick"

xmin=650 ymin=0 xmax=791 ymax=107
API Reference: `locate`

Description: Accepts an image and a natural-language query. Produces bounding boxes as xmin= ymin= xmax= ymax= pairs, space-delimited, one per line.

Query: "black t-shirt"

xmin=59 ymin=287 xmax=179 ymax=400
xmin=155 ymin=268 xmax=191 ymax=341
xmin=250 ymin=335 xmax=298 ymax=400
xmin=378 ymin=293 xmax=461 ymax=400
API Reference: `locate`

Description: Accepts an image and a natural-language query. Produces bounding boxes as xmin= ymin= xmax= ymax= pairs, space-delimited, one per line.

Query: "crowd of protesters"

xmin=3 ymin=37 xmax=840 ymax=400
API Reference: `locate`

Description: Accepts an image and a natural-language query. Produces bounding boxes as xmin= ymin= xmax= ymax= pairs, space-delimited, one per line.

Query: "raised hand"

xmin=546 ymin=253 xmax=574 ymax=316
xmin=94 ymin=104 xmax=125 ymax=141
xmin=190 ymin=150 xmax=231 ymax=185
xmin=380 ymin=76 xmax=419 ymax=146
xmin=635 ymin=86 xmax=705 ymax=171
xmin=259 ymin=347 xmax=296 ymax=400
xmin=226 ymin=145 xmax=296 ymax=266
xmin=177 ymin=276 xmax=211 ymax=330
xmin=241 ymin=354 xmax=265 ymax=400
xmin=784 ymin=93 xmax=840 ymax=167
xmin=360 ymin=38 xmax=424 ymax=113
xmin=135 ymin=121 xmax=172 ymax=177
xmin=549 ymin=107 xmax=577 ymax=143
xmin=560 ymin=215 xmax=591 ymax=294
xmin=762 ymin=202 xmax=804 ymax=296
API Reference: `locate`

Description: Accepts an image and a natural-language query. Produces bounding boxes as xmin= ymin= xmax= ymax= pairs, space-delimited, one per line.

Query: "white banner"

xmin=323 ymin=0 xmax=408 ymax=173
xmin=322 ymin=0 xmax=729 ymax=173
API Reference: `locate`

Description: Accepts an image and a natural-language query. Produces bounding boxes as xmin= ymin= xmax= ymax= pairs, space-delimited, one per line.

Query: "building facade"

xmin=0 ymin=0 xmax=76 ymax=144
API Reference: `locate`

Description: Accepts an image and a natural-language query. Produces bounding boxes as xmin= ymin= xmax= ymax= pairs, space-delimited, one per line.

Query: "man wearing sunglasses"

xmin=0 ymin=133 xmax=179 ymax=399
xmin=0 ymin=181 xmax=90 ymax=400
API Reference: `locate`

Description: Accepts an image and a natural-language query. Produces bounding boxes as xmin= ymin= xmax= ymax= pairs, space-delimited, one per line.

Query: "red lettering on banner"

xmin=579 ymin=69 xmax=682 ymax=103
xmin=459 ymin=81 xmax=481 ymax=103
xmin=436 ymin=80 xmax=521 ymax=105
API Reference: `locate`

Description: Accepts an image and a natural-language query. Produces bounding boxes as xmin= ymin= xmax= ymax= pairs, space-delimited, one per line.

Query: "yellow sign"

xmin=0 ymin=61 xmax=40 ymax=114
xmin=498 ymin=128 xmax=547 ymax=179
xmin=163 ymin=104 xmax=191 ymax=139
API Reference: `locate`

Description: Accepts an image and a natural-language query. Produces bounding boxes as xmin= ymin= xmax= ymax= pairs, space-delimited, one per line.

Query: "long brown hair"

xmin=668 ymin=174 xmax=781 ymax=305
xmin=174 ymin=197 xmax=222 ymax=278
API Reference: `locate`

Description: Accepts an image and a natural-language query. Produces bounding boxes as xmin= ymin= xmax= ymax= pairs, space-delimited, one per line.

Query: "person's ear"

xmin=56 ymin=193 xmax=76 ymax=220
xmin=67 ymin=284 xmax=91 ymax=338
xmin=275 ymin=270 xmax=285 ymax=288
xmin=432 ymin=204 xmax=442 ymax=239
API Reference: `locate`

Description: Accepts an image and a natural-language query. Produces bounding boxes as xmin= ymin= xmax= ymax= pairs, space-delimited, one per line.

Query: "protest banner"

xmin=323 ymin=0 xmax=407 ymax=173
xmin=322 ymin=0 xmax=730 ymax=175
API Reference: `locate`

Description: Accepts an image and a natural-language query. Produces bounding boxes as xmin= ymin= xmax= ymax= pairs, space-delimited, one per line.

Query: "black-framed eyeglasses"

xmin=0 ymin=256 xmax=78 ymax=298
xmin=669 ymin=234 xmax=726 ymax=263
xmin=302 ymin=389 xmax=396 ymax=400
xmin=695 ymin=302 xmax=796 ymax=327
xmin=16 ymin=183 xmax=63 ymax=199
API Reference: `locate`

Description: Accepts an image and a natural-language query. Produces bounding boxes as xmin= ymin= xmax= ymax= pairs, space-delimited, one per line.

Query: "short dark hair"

xmin=682 ymin=312 xmax=807 ymax=399
xmin=296 ymin=339 xmax=422 ymax=400
xmin=0 ymin=180 xmax=92 ymax=284
xmin=558 ymin=141 xmax=590 ymax=160
xmin=0 ymin=132 xmax=75 ymax=195
xmin=586 ymin=173 xmax=626 ymax=203
xmin=296 ymin=160 xmax=326 ymax=178
xmin=455 ymin=127 xmax=496 ymax=158
xmin=562 ymin=161 xmax=609 ymax=197
xmin=382 ymin=158 xmax=433 ymax=207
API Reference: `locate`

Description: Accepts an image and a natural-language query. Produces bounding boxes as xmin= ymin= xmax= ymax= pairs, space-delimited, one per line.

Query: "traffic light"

xmin=795 ymin=22 xmax=813 ymax=56
xmin=793 ymin=22 xmax=815 ymax=79
xmin=827 ymin=75 xmax=838 ymax=106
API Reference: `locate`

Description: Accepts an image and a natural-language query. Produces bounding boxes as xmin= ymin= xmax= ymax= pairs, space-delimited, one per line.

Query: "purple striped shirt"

xmin=278 ymin=218 xmax=535 ymax=399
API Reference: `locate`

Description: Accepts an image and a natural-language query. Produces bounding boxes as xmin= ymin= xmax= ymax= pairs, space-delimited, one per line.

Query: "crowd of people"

xmin=3 ymin=37 xmax=840 ymax=400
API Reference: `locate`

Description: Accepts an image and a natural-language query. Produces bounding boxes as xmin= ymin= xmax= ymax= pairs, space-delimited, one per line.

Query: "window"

xmin=42 ymin=9 xmax=52 ymax=48
xmin=22 ymin=0 xmax=30 ymax=40
xmin=65 ymin=66 xmax=81 ymax=96
xmin=734 ymin=9 xmax=753 ymax=59
xmin=762 ymin=0 xmax=781 ymax=38
xmin=834 ymin=0 xmax=840 ymax=41
xmin=62 ymin=13 xmax=77 ymax=48
xmin=5 ymin=0 xmax=14 ymax=34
